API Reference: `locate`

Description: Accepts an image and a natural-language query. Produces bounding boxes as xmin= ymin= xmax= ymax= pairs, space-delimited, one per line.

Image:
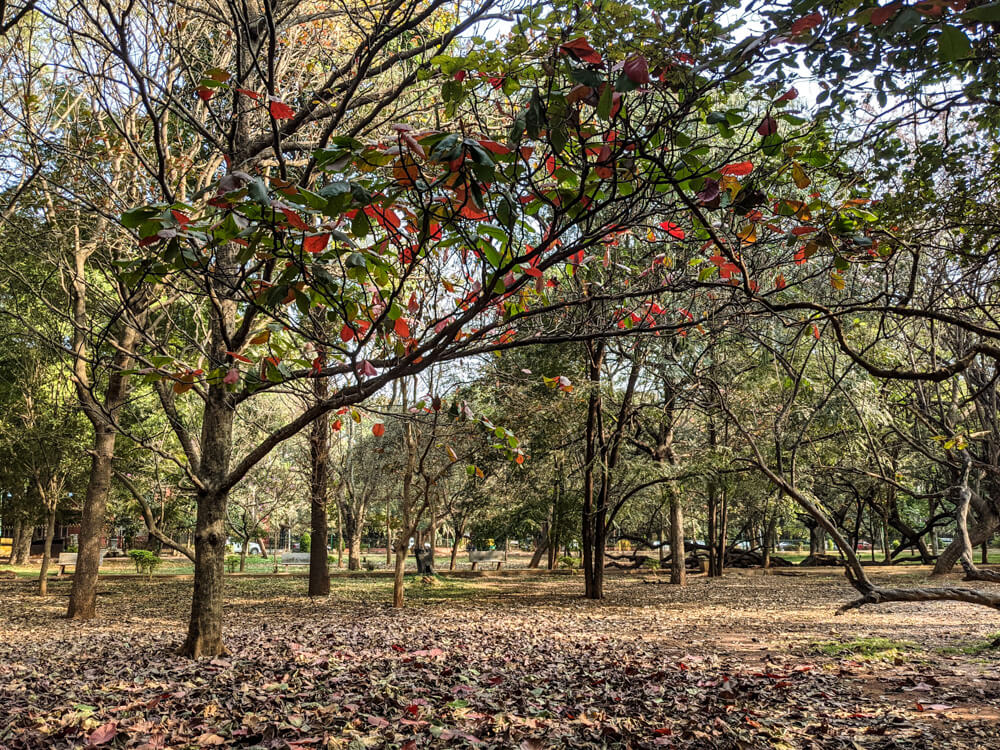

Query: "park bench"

xmin=56 ymin=550 xmax=108 ymax=577
xmin=279 ymin=552 xmax=311 ymax=570
xmin=469 ymin=549 xmax=506 ymax=571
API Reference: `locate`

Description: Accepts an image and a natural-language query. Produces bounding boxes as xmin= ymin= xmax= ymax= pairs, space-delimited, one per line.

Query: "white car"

xmin=229 ymin=540 xmax=263 ymax=555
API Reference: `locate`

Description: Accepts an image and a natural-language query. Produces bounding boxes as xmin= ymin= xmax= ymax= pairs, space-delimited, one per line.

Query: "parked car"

xmin=229 ymin=540 xmax=263 ymax=555
xmin=938 ymin=537 xmax=954 ymax=546
xmin=855 ymin=540 xmax=873 ymax=551
xmin=776 ymin=540 xmax=803 ymax=551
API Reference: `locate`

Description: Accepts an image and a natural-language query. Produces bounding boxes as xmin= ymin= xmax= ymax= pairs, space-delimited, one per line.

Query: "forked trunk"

xmin=68 ymin=428 xmax=116 ymax=619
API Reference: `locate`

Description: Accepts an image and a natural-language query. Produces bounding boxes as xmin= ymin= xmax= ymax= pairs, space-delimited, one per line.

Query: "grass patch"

xmin=938 ymin=633 xmax=1000 ymax=656
xmin=811 ymin=637 xmax=919 ymax=660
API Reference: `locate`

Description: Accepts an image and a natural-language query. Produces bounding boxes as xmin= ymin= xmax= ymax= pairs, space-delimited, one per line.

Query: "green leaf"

xmin=938 ymin=25 xmax=971 ymax=62
xmin=964 ymin=2 xmax=1000 ymax=22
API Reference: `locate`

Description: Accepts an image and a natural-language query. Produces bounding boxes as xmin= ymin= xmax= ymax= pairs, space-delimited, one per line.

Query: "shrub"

xmin=363 ymin=557 xmax=376 ymax=571
xmin=299 ymin=532 xmax=311 ymax=552
xmin=558 ymin=555 xmax=580 ymax=569
xmin=642 ymin=558 xmax=661 ymax=569
xmin=225 ymin=555 xmax=240 ymax=573
xmin=127 ymin=549 xmax=161 ymax=580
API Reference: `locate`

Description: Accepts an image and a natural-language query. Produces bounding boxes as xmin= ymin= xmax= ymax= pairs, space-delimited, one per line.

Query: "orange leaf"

xmin=720 ymin=161 xmax=753 ymax=176
xmin=372 ymin=422 xmax=385 ymax=437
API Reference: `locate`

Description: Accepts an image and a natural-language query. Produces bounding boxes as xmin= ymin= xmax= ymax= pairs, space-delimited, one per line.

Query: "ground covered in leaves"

xmin=2 ymin=569 xmax=1000 ymax=749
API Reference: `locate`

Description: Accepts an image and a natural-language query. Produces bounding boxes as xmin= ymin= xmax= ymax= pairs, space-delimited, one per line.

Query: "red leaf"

xmin=280 ymin=208 xmax=309 ymax=231
xmin=453 ymin=70 xmax=467 ymax=82
xmin=340 ymin=325 xmax=355 ymax=342
xmin=775 ymin=273 xmax=786 ymax=290
xmin=720 ymin=161 xmax=753 ymax=176
xmin=659 ymin=221 xmax=685 ymax=240
xmin=227 ymin=351 xmax=252 ymax=363
xmin=756 ymin=115 xmax=778 ymax=136
xmin=235 ymin=88 xmax=259 ymax=100
xmin=477 ymin=139 xmax=511 ymax=155
xmin=871 ymin=3 xmax=900 ymax=26
xmin=372 ymin=422 xmax=385 ymax=437
xmin=623 ymin=55 xmax=651 ymax=85
xmin=332 ymin=419 xmax=342 ymax=431
xmin=196 ymin=87 xmax=213 ymax=103
xmin=88 ymin=722 xmax=117 ymax=747
xmin=171 ymin=210 xmax=191 ymax=226
xmin=559 ymin=37 xmax=603 ymax=65
xmin=791 ymin=226 xmax=818 ymax=236
xmin=394 ymin=317 xmax=411 ymax=338
xmin=790 ymin=11 xmax=823 ymax=36
xmin=775 ymin=87 xmax=798 ymax=102
xmin=812 ymin=323 xmax=821 ymax=339
xmin=303 ymin=234 xmax=329 ymax=253
xmin=269 ymin=99 xmax=295 ymax=119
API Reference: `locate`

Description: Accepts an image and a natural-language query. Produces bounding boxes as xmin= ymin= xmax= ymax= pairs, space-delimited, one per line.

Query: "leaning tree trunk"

xmin=449 ymin=517 xmax=465 ymax=571
xmin=68 ymin=428 xmax=116 ymax=619
xmin=308 ymin=376 xmax=330 ymax=597
xmin=38 ymin=506 xmax=57 ymax=595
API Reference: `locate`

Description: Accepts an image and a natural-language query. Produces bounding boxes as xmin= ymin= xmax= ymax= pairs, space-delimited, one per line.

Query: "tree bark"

xmin=669 ymin=494 xmax=686 ymax=586
xmin=449 ymin=517 xmax=465 ymax=571
xmin=180 ymin=488 xmax=229 ymax=657
xmin=67 ymin=428 xmax=115 ymax=619
xmin=38 ymin=506 xmax=56 ymax=595
xmin=308 ymin=377 xmax=330 ymax=597
xmin=392 ymin=540 xmax=406 ymax=607
xmin=9 ymin=517 xmax=23 ymax=564
xmin=582 ymin=340 xmax=604 ymax=599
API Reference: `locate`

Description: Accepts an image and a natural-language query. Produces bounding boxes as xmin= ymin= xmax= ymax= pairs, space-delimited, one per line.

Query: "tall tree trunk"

xmin=308 ymin=376 xmax=330 ymax=597
xmin=762 ymin=513 xmax=777 ymax=569
xmin=582 ymin=340 xmax=604 ymax=599
xmin=669 ymin=494 xmax=685 ymax=586
xmin=239 ymin=542 xmax=247 ymax=573
xmin=67 ymin=428 xmax=116 ymax=619
xmin=707 ymin=481 xmax=719 ymax=577
xmin=392 ymin=540 xmax=406 ymax=607
xmin=336 ymin=501 xmax=343 ymax=568
xmin=38 ymin=506 xmax=57 ymax=595
xmin=341 ymin=505 xmax=362 ymax=570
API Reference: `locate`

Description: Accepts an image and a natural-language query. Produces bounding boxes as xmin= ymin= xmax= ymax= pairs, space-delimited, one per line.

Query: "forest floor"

xmin=1 ymin=569 xmax=999 ymax=749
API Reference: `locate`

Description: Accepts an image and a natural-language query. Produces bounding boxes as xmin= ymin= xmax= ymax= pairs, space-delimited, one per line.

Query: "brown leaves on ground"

xmin=1 ymin=572 xmax=999 ymax=748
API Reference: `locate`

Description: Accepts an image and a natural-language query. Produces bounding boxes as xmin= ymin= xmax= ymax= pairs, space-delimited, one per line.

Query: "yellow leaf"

xmin=249 ymin=330 xmax=270 ymax=346
xmin=737 ymin=224 xmax=757 ymax=244
xmin=792 ymin=162 xmax=810 ymax=189
xmin=830 ymin=272 xmax=845 ymax=290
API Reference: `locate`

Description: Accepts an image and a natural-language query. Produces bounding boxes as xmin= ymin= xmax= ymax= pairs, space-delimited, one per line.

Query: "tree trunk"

xmin=449 ymin=517 xmax=464 ymax=571
xmin=67 ymin=428 xmax=116 ymax=619
xmin=762 ymin=513 xmax=777 ymax=569
xmin=669 ymin=494 xmax=685 ymax=585
xmin=392 ymin=541 xmax=406 ymax=608
xmin=9 ymin=517 xmax=23 ymax=564
xmin=38 ymin=506 xmax=57 ymax=595
xmin=308 ymin=377 xmax=330 ymax=597
xmin=336 ymin=502 xmax=343 ymax=568
xmin=14 ymin=521 xmax=32 ymax=564
xmin=529 ymin=522 xmax=548 ymax=569
xmin=180 ymin=489 xmax=229 ymax=658
xmin=707 ymin=481 xmax=719 ymax=577
xmin=341 ymin=505 xmax=362 ymax=571
xmin=582 ymin=340 xmax=603 ymax=599
xmin=239 ymin=540 xmax=247 ymax=572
